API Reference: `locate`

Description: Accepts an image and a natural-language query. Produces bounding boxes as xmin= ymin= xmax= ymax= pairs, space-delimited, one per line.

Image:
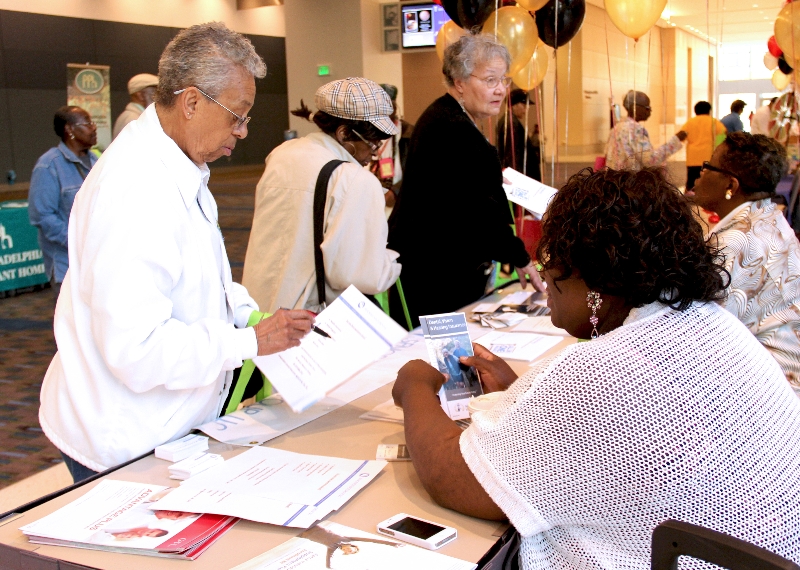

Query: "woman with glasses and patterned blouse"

xmin=28 ymin=105 xmax=97 ymax=300
xmin=242 ymin=77 xmax=402 ymax=313
xmin=693 ymin=132 xmax=800 ymax=393
xmin=387 ymin=33 xmax=543 ymax=328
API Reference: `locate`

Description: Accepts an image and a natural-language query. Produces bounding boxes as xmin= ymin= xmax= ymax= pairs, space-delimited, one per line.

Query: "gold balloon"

xmin=775 ymin=3 xmax=800 ymax=65
xmin=772 ymin=69 xmax=791 ymax=91
xmin=516 ymin=0 xmax=550 ymax=12
xmin=512 ymin=40 xmax=549 ymax=89
xmin=435 ymin=20 xmax=467 ymax=61
xmin=604 ymin=0 xmax=667 ymax=41
xmin=482 ymin=6 xmax=539 ymax=76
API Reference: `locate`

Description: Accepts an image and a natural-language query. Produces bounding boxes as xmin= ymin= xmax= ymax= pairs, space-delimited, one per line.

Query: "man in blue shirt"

xmin=28 ymin=106 xmax=97 ymax=299
xmin=721 ymin=99 xmax=746 ymax=133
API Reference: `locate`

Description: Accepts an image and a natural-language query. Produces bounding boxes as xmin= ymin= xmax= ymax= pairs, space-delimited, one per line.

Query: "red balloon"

xmin=769 ymin=35 xmax=783 ymax=58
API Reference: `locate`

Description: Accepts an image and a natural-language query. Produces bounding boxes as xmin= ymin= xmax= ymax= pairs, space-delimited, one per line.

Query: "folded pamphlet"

xmin=154 ymin=433 xmax=208 ymax=462
xmin=19 ymin=480 xmax=235 ymax=560
xmin=502 ymin=167 xmax=558 ymax=218
xmin=420 ymin=313 xmax=483 ymax=420
xmin=230 ymin=520 xmax=476 ymax=570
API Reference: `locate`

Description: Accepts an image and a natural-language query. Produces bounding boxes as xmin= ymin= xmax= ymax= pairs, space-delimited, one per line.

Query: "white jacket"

xmin=242 ymin=132 xmax=401 ymax=313
xmin=39 ymin=105 xmax=258 ymax=472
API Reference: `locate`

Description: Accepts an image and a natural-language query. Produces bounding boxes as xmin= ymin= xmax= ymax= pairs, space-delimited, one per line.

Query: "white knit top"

xmin=461 ymin=301 xmax=800 ymax=570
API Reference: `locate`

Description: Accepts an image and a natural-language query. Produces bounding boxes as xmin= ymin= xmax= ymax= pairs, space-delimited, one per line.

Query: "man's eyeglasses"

xmin=351 ymin=129 xmax=379 ymax=153
xmin=470 ymin=74 xmax=513 ymax=89
xmin=701 ymin=161 xmax=736 ymax=178
xmin=174 ymin=86 xmax=251 ymax=129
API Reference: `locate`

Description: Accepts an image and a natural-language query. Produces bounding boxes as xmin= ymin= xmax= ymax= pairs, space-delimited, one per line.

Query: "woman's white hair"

xmin=442 ymin=33 xmax=511 ymax=87
xmin=155 ymin=22 xmax=266 ymax=107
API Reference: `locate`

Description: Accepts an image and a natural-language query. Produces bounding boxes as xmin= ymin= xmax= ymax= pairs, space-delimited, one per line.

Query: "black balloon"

xmin=534 ymin=0 xmax=586 ymax=48
xmin=442 ymin=0 xmax=463 ymax=27
xmin=458 ymin=0 xmax=496 ymax=29
xmin=778 ymin=55 xmax=794 ymax=75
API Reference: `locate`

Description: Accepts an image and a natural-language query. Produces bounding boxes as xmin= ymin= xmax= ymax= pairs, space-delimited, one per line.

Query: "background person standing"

xmin=112 ymin=73 xmax=159 ymax=139
xmin=680 ymin=101 xmax=727 ymax=192
xmin=28 ymin=106 xmax=97 ymax=300
xmin=720 ymin=99 xmax=746 ymax=133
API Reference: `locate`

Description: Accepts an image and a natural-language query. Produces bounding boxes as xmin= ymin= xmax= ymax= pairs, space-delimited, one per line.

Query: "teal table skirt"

xmin=0 ymin=200 xmax=49 ymax=293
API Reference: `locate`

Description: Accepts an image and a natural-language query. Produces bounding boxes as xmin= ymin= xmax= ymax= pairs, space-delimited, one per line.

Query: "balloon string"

xmin=604 ymin=14 xmax=615 ymax=129
xmin=660 ymin=24 xmax=667 ymax=152
xmin=508 ymin=92 xmax=516 ymax=170
xmin=494 ymin=0 xmax=499 ymax=38
xmin=535 ymin=82 xmax=546 ymax=182
xmin=523 ymin=64 xmax=531 ymax=177
xmin=565 ymin=40 xmax=571 ymax=160
xmin=551 ymin=0 xmax=559 ymax=187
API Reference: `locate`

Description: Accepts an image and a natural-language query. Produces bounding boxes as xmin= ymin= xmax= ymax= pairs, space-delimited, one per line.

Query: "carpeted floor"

xmin=0 ymin=166 xmax=261 ymax=489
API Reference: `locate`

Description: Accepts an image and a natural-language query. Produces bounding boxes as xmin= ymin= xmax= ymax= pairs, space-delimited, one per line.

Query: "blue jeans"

xmin=60 ymin=452 xmax=99 ymax=483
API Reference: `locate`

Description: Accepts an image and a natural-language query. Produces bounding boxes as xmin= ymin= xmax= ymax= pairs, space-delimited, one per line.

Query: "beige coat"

xmin=242 ymin=132 xmax=401 ymax=313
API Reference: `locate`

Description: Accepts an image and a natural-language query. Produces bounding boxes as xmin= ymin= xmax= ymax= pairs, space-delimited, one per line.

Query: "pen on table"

xmin=281 ymin=307 xmax=332 ymax=339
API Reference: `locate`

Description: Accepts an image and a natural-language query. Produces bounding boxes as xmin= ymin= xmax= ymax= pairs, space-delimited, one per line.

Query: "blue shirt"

xmin=720 ymin=112 xmax=744 ymax=133
xmin=28 ymin=142 xmax=97 ymax=282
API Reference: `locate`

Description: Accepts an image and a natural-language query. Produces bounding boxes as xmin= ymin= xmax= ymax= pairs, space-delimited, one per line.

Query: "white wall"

xmin=361 ymin=0 xmax=403 ymax=117
xmin=0 ymin=0 xmax=285 ymax=36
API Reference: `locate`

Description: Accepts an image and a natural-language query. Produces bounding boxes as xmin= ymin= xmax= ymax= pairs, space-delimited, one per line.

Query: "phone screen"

xmin=388 ymin=517 xmax=445 ymax=539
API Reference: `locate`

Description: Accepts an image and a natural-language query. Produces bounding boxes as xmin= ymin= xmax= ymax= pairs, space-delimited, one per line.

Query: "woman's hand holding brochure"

xmin=459 ymin=344 xmax=518 ymax=393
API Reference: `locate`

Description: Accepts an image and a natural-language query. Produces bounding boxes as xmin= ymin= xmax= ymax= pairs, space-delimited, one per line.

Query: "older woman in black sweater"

xmin=388 ymin=34 xmax=543 ymax=327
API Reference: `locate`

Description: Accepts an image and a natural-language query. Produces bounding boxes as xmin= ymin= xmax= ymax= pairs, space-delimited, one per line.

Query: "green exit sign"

xmin=317 ymin=65 xmax=330 ymax=76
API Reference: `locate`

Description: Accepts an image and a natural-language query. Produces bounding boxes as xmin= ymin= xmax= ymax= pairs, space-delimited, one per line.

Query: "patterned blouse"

xmin=709 ymin=198 xmax=800 ymax=390
xmin=604 ymin=117 xmax=683 ymax=170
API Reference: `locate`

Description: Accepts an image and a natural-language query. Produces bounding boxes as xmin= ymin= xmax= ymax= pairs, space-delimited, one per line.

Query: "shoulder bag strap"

xmin=313 ymin=159 xmax=346 ymax=308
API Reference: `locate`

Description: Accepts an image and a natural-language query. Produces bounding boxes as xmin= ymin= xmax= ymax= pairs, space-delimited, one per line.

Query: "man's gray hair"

xmin=442 ymin=33 xmax=511 ymax=87
xmin=155 ymin=22 xmax=267 ymax=107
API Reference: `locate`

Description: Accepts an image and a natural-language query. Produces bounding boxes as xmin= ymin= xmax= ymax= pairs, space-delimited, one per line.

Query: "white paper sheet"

xmin=500 ymin=291 xmax=533 ymax=305
xmin=474 ymin=331 xmax=563 ymax=361
xmin=253 ymin=286 xmax=407 ymax=413
xmin=198 ymin=330 xmax=429 ymax=446
xmin=510 ymin=316 xmax=570 ymax=336
xmin=177 ymin=447 xmax=378 ymax=506
xmin=148 ymin=449 xmax=386 ymax=529
xmin=502 ymin=167 xmax=558 ymax=218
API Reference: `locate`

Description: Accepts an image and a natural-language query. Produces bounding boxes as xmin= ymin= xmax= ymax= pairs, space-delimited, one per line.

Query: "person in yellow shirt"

xmin=681 ymin=101 xmax=727 ymax=192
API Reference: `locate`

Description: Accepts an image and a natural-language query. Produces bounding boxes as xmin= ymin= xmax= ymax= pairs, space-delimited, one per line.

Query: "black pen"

xmin=281 ymin=307 xmax=332 ymax=339
xmin=312 ymin=325 xmax=331 ymax=338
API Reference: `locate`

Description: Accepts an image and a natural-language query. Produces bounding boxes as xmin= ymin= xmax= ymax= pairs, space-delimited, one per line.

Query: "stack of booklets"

xmin=146 ymin=446 xmax=386 ymax=529
xmin=19 ymin=480 xmax=236 ymax=560
xmin=230 ymin=521 xmax=477 ymax=570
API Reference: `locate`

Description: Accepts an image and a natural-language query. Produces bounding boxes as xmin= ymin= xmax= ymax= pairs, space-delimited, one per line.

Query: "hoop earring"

xmin=725 ymin=189 xmax=732 ymax=200
xmin=344 ymin=141 xmax=357 ymax=155
xmin=586 ymin=291 xmax=602 ymax=339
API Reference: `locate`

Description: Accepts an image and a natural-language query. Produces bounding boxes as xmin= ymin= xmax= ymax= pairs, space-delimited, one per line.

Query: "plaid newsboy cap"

xmin=315 ymin=77 xmax=399 ymax=136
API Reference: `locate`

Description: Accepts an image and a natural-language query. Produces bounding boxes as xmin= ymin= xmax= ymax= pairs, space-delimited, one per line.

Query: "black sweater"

xmin=388 ymin=94 xmax=530 ymax=317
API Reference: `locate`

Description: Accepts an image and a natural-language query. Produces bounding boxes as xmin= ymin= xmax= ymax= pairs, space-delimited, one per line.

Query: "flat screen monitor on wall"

xmin=401 ymin=3 xmax=451 ymax=48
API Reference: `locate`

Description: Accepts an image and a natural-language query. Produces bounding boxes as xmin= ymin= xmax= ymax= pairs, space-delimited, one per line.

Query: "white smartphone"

xmin=376 ymin=513 xmax=457 ymax=550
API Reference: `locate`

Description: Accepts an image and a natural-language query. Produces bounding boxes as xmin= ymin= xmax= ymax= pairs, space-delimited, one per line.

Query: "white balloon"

xmin=764 ymin=52 xmax=779 ymax=71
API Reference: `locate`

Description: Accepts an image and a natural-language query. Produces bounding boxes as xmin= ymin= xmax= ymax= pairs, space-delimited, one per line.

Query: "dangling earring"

xmin=344 ymin=141 xmax=357 ymax=155
xmin=586 ymin=291 xmax=602 ymax=339
xmin=725 ymin=189 xmax=732 ymax=200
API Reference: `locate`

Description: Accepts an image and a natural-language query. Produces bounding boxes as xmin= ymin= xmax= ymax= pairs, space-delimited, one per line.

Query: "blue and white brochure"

xmin=419 ymin=313 xmax=483 ymax=420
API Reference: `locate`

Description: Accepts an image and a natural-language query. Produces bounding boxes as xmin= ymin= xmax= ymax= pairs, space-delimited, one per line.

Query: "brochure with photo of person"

xmin=230 ymin=520 xmax=476 ymax=570
xmin=419 ymin=313 xmax=483 ymax=420
xmin=19 ymin=480 xmax=236 ymax=560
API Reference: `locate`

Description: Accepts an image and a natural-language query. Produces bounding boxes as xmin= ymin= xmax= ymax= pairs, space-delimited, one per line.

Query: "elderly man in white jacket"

xmin=40 ymin=23 xmax=313 ymax=482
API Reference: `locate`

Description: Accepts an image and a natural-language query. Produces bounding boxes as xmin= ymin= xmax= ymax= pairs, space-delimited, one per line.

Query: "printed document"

xmin=253 ymin=285 xmax=407 ymax=413
xmin=148 ymin=447 xmax=386 ymax=529
xmin=502 ymin=167 xmax=558 ymax=218
xmin=199 ymin=330 xmax=428 ymax=446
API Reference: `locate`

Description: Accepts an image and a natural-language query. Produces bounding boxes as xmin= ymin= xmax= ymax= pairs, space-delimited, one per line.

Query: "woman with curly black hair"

xmin=391 ymin=167 xmax=800 ymax=570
